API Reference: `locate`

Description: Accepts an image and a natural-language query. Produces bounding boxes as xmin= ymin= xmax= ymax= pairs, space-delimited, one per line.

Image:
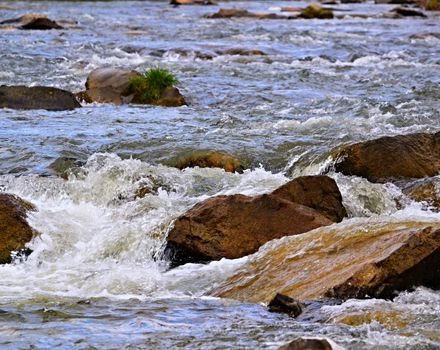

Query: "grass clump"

xmin=126 ymin=68 xmax=179 ymax=103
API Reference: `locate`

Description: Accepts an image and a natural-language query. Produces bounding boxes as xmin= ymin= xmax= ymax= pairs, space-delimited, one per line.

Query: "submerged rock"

xmin=165 ymin=175 xmax=345 ymax=266
xmin=268 ymin=293 xmax=304 ymax=318
xmin=392 ymin=6 xmax=427 ymax=17
xmin=0 ymin=194 xmax=37 ymax=264
xmin=278 ymin=338 xmax=334 ymax=350
xmin=77 ymin=68 xmax=186 ymax=107
xmin=206 ymin=8 xmax=290 ymax=19
xmin=210 ymin=222 xmax=440 ymax=302
xmin=169 ymin=150 xmax=244 ymax=173
xmin=48 ymin=156 xmax=85 ymax=180
xmin=219 ymin=48 xmax=266 ymax=56
xmin=171 ymin=0 xmax=217 ymax=5
xmin=333 ymin=132 xmax=440 ymax=183
xmin=165 ymin=193 xmax=332 ymax=266
xmin=0 ymin=85 xmax=81 ymax=111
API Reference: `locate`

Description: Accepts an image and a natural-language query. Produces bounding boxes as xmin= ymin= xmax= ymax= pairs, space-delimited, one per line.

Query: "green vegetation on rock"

xmin=426 ymin=0 xmax=440 ymax=10
xmin=125 ymin=68 xmax=179 ymax=104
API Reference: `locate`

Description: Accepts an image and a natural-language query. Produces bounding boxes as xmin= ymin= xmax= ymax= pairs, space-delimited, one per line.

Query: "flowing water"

xmin=0 ymin=1 xmax=439 ymax=349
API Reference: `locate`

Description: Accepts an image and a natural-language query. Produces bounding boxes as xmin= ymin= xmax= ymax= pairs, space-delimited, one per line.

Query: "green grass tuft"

xmin=126 ymin=68 xmax=179 ymax=103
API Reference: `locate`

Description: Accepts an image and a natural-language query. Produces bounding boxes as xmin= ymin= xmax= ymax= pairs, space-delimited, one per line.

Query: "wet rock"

xmin=171 ymin=0 xmax=217 ymax=5
xmin=210 ymin=222 xmax=440 ymax=302
xmin=77 ymin=68 xmax=186 ymax=107
xmin=78 ymin=67 xmax=141 ymax=104
xmin=392 ymin=6 xmax=427 ymax=16
xmin=268 ymin=293 xmax=304 ymax=318
xmin=165 ymin=193 xmax=332 ymax=266
xmin=423 ymin=0 xmax=440 ymax=10
xmin=0 ymin=194 xmax=37 ymax=264
xmin=409 ymin=32 xmax=440 ymax=40
xmin=145 ymin=86 xmax=186 ymax=107
xmin=333 ymin=132 xmax=440 ymax=183
xmin=169 ymin=150 xmax=244 ymax=173
xmin=206 ymin=8 xmax=289 ymax=19
xmin=376 ymin=0 xmax=417 ymax=3
xmin=278 ymin=338 xmax=334 ymax=350
xmin=21 ymin=17 xmax=63 ymax=30
xmin=299 ymin=4 xmax=334 ymax=19
xmin=0 ymin=14 xmax=63 ymax=30
xmin=48 ymin=157 xmax=85 ymax=180
xmin=272 ymin=175 xmax=347 ymax=223
xmin=219 ymin=48 xmax=266 ymax=56
xmin=402 ymin=178 xmax=440 ymax=210
xmin=0 ymin=85 xmax=81 ymax=111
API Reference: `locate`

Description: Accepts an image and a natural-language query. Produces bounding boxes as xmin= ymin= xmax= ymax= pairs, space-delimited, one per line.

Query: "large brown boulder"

xmin=0 ymin=85 xmax=81 ymax=111
xmin=169 ymin=150 xmax=244 ymax=173
xmin=77 ymin=67 xmax=141 ymax=105
xmin=165 ymin=193 xmax=333 ymax=266
xmin=334 ymin=132 xmax=440 ymax=183
xmin=0 ymin=194 xmax=37 ymax=264
xmin=210 ymin=222 xmax=440 ymax=303
xmin=272 ymin=175 xmax=346 ymax=222
xmin=77 ymin=68 xmax=186 ymax=107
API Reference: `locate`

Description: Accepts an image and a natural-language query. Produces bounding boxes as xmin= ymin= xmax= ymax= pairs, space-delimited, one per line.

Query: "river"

xmin=0 ymin=1 xmax=439 ymax=349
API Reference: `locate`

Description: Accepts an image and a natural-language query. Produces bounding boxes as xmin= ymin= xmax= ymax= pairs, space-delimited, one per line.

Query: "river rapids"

xmin=0 ymin=0 xmax=439 ymax=349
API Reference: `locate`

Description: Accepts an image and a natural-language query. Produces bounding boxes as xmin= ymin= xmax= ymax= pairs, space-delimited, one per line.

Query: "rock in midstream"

xmin=167 ymin=150 xmax=244 ymax=173
xmin=0 ymin=194 xmax=37 ymax=264
xmin=333 ymin=132 xmax=440 ymax=183
xmin=76 ymin=67 xmax=186 ymax=107
xmin=209 ymin=221 xmax=440 ymax=303
xmin=165 ymin=175 xmax=346 ymax=266
xmin=0 ymin=85 xmax=81 ymax=111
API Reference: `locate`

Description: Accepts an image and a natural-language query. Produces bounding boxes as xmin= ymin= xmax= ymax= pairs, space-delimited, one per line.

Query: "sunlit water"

xmin=0 ymin=1 xmax=439 ymax=349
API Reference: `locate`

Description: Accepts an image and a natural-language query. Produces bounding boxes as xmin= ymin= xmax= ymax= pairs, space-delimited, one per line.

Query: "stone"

xmin=220 ymin=48 xmax=266 ymax=56
xmin=78 ymin=68 xmax=186 ymax=107
xmin=333 ymin=132 xmax=440 ymax=183
xmin=402 ymin=178 xmax=440 ymax=210
xmin=0 ymin=194 xmax=37 ymax=264
xmin=210 ymin=222 xmax=440 ymax=302
xmin=278 ymin=338 xmax=334 ymax=350
xmin=272 ymin=175 xmax=347 ymax=223
xmin=0 ymin=85 xmax=81 ymax=111
xmin=0 ymin=14 xmax=63 ymax=30
xmin=48 ymin=157 xmax=85 ymax=180
xmin=169 ymin=150 xmax=244 ymax=173
xmin=268 ymin=293 xmax=304 ymax=318
xmin=21 ymin=17 xmax=63 ymax=30
xmin=171 ymin=0 xmax=217 ymax=5
xmin=165 ymin=193 xmax=332 ymax=266
xmin=206 ymin=8 xmax=289 ymax=19
xmin=392 ymin=6 xmax=427 ymax=17
xmin=299 ymin=4 xmax=334 ymax=19
xmin=424 ymin=0 xmax=440 ymax=10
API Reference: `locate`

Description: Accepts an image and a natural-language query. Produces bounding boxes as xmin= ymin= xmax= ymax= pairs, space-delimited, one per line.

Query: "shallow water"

xmin=0 ymin=1 xmax=440 ymax=349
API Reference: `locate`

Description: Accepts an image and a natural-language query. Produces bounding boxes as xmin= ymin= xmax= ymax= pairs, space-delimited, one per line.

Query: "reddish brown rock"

xmin=170 ymin=150 xmax=244 ymax=173
xmin=165 ymin=193 xmax=333 ymax=266
xmin=0 ymin=194 xmax=37 ymax=264
xmin=334 ymin=132 xmax=440 ymax=183
xmin=402 ymin=178 xmax=440 ymax=210
xmin=278 ymin=338 xmax=334 ymax=350
xmin=210 ymin=222 xmax=440 ymax=303
xmin=268 ymin=293 xmax=304 ymax=318
xmin=272 ymin=176 xmax=346 ymax=223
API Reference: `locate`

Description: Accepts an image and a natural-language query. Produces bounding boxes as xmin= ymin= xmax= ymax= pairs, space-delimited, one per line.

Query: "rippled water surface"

xmin=0 ymin=0 xmax=439 ymax=349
